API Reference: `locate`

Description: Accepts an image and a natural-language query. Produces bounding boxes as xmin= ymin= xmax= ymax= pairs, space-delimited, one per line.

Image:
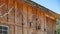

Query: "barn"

xmin=0 ymin=0 xmax=56 ymax=34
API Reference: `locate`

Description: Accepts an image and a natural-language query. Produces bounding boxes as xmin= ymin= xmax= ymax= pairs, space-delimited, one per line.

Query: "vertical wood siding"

xmin=0 ymin=0 xmax=56 ymax=34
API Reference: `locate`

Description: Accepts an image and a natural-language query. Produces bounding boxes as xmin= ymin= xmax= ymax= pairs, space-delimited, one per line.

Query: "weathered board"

xmin=0 ymin=0 xmax=56 ymax=34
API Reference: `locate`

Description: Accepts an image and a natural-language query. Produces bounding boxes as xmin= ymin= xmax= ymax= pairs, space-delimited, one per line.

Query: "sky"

xmin=32 ymin=0 xmax=60 ymax=14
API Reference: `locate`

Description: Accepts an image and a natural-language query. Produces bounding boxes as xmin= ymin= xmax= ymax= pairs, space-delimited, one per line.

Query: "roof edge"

xmin=21 ymin=0 xmax=57 ymax=17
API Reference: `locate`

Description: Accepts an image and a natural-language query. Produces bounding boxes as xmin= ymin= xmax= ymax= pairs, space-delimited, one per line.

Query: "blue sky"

xmin=32 ymin=0 xmax=60 ymax=14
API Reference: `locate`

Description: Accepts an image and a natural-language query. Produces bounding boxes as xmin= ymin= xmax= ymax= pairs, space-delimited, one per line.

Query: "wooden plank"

xmin=23 ymin=28 xmax=28 ymax=34
xmin=0 ymin=0 xmax=8 ymax=24
xmin=46 ymin=17 xmax=54 ymax=34
xmin=16 ymin=1 xmax=23 ymax=26
xmin=15 ymin=1 xmax=21 ymax=26
xmin=44 ymin=14 xmax=47 ymax=34
xmin=40 ymin=11 xmax=45 ymax=34
xmin=50 ymin=18 xmax=53 ymax=34
xmin=27 ymin=5 xmax=34 ymax=34
xmin=15 ymin=26 xmax=22 ymax=34
xmin=32 ymin=7 xmax=37 ymax=34
xmin=9 ymin=25 xmax=15 ymax=34
xmin=52 ymin=20 xmax=56 ymax=34
xmin=32 ymin=7 xmax=37 ymax=28
xmin=28 ymin=28 xmax=34 ymax=34
xmin=27 ymin=5 xmax=33 ymax=28
xmin=8 ymin=0 xmax=15 ymax=25
xmin=36 ymin=9 xmax=41 ymax=34
xmin=22 ymin=3 xmax=28 ymax=28
xmin=46 ymin=17 xmax=50 ymax=34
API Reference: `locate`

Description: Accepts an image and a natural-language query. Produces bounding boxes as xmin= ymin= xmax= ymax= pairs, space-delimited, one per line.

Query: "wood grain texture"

xmin=0 ymin=0 xmax=56 ymax=34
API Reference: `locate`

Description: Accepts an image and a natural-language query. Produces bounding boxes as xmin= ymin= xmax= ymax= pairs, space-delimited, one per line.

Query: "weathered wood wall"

xmin=0 ymin=0 xmax=56 ymax=34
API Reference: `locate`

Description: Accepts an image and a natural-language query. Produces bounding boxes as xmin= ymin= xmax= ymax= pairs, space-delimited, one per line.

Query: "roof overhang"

xmin=20 ymin=0 xmax=57 ymax=19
